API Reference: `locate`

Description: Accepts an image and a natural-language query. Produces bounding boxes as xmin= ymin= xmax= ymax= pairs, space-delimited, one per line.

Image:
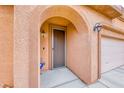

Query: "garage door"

xmin=101 ymin=37 xmax=124 ymax=73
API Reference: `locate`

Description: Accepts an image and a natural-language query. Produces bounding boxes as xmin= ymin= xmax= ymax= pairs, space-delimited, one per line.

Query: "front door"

xmin=53 ymin=29 xmax=65 ymax=68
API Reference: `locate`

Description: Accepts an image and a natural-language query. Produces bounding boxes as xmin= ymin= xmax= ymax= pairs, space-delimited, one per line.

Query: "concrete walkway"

xmin=40 ymin=65 xmax=124 ymax=88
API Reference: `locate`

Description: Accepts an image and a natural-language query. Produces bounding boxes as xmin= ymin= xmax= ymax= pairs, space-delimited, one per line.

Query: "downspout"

xmin=93 ymin=22 xmax=124 ymax=79
xmin=93 ymin=23 xmax=103 ymax=79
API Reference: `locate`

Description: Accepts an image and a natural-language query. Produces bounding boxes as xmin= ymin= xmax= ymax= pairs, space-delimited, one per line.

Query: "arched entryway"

xmin=40 ymin=17 xmax=72 ymax=71
xmin=40 ymin=17 xmax=89 ymax=87
xmin=14 ymin=5 xmax=98 ymax=88
xmin=28 ymin=5 xmax=91 ymax=88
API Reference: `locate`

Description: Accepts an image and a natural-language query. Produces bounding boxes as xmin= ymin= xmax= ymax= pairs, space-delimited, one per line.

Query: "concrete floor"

xmin=41 ymin=65 xmax=124 ymax=88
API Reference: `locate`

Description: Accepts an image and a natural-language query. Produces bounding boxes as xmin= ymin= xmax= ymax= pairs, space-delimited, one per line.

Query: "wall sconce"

xmin=93 ymin=23 xmax=102 ymax=32
xmin=41 ymin=30 xmax=46 ymax=38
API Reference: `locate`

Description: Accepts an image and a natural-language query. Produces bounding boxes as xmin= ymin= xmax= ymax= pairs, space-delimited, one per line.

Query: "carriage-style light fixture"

xmin=93 ymin=23 xmax=102 ymax=32
xmin=41 ymin=30 xmax=46 ymax=38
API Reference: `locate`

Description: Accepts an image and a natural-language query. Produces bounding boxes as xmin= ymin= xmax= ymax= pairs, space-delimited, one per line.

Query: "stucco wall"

xmin=40 ymin=22 xmax=49 ymax=71
xmin=79 ymin=6 xmax=112 ymax=82
xmin=14 ymin=6 xmax=32 ymax=88
xmin=14 ymin=5 xmax=40 ymax=88
xmin=13 ymin=5 xmax=124 ymax=87
xmin=67 ymin=23 xmax=91 ymax=83
xmin=0 ymin=6 xmax=13 ymax=86
xmin=112 ymin=18 xmax=124 ymax=31
xmin=14 ymin=5 xmax=100 ymax=87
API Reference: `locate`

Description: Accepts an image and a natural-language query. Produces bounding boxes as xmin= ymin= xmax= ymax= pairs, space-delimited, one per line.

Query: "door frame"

xmin=50 ymin=24 xmax=67 ymax=69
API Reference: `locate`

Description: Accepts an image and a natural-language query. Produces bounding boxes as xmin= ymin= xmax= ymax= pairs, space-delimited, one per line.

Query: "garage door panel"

xmin=101 ymin=37 xmax=124 ymax=73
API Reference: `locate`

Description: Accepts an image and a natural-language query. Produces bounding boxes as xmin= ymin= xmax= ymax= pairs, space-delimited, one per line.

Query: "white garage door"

xmin=101 ymin=37 xmax=124 ymax=73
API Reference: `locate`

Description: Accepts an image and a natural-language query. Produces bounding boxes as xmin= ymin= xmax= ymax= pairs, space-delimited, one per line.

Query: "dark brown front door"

xmin=53 ymin=29 xmax=65 ymax=68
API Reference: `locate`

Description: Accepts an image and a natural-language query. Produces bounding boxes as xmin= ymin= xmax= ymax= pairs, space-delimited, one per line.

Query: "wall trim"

xmin=102 ymin=23 xmax=124 ymax=35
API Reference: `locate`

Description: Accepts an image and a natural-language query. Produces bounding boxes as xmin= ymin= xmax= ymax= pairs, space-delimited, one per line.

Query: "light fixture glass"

xmin=41 ymin=30 xmax=45 ymax=38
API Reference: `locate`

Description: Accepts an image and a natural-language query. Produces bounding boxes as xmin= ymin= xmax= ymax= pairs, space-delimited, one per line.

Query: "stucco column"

xmin=14 ymin=6 xmax=40 ymax=88
xmin=14 ymin=7 xmax=30 ymax=88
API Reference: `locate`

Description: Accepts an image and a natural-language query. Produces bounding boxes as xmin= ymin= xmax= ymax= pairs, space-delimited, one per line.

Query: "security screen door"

xmin=53 ymin=29 xmax=65 ymax=68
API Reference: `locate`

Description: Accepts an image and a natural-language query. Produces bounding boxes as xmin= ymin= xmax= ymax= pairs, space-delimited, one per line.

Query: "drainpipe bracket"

xmin=93 ymin=23 xmax=102 ymax=32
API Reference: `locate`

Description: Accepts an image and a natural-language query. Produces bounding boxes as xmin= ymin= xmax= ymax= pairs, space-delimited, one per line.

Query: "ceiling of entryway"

xmin=46 ymin=17 xmax=70 ymax=26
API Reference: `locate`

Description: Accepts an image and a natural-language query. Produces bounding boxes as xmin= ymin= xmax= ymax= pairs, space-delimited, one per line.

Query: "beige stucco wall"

xmin=40 ymin=22 xmax=49 ymax=71
xmin=14 ymin=6 xmax=40 ymax=88
xmin=112 ymin=18 xmax=124 ymax=31
xmin=14 ymin=6 xmax=30 ymax=87
xmin=14 ymin=5 xmax=107 ymax=87
xmin=79 ymin=6 xmax=112 ymax=82
xmin=14 ymin=5 xmax=41 ymax=88
xmin=14 ymin=6 xmax=38 ymax=87
xmin=13 ymin=5 xmax=124 ymax=87
xmin=0 ymin=6 xmax=13 ymax=86
xmin=67 ymin=23 xmax=91 ymax=83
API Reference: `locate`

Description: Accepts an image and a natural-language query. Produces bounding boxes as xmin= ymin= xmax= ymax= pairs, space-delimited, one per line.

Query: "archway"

xmin=40 ymin=17 xmax=87 ymax=87
xmin=14 ymin=5 xmax=94 ymax=88
xmin=28 ymin=5 xmax=91 ymax=87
